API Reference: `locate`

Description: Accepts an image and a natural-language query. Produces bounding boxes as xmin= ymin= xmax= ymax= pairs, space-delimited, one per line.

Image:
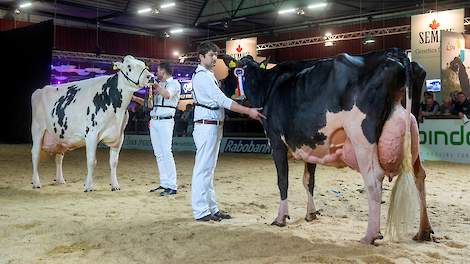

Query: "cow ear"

xmin=222 ymin=54 xmax=236 ymax=68
xmin=113 ymin=62 xmax=123 ymax=71
xmin=259 ymin=57 xmax=270 ymax=70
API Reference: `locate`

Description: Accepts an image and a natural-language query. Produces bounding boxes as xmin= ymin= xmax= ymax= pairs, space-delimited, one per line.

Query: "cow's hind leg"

xmin=84 ymin=137 xmax=98 ymax=192
xmin=413 ymin=157 xmax=434 ymax=241
xmin=54 ymin=154 xmax=66 ymax=184
xmin=303 ymin=162 xmax=318 ymax=221
xmin=31 ymin=128 xmax=45 ymax=189
xmin=271 ymin=140 xmax=290 ymax=227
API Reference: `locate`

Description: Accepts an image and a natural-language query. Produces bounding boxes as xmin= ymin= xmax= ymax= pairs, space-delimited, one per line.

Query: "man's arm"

xmin=230 ymin=102 xmax=265 ymax=121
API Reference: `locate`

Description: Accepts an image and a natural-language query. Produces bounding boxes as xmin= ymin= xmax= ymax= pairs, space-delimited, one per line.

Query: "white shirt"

xmin=191 ymin=65 xmax=233 ymax=121
xmin=150 ymin=77 xmax=181 ymax=117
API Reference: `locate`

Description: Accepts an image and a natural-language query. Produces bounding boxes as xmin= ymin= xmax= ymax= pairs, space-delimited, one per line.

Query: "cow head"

xmin=221 ymin=54 xmax=269 ymax=107
xmin=113 ymin=55 xmax=154 ymax=89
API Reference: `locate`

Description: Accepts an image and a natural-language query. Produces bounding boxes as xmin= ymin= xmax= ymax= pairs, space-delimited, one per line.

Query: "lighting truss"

xmin=180 ymin=16 xmax=470 ymax=59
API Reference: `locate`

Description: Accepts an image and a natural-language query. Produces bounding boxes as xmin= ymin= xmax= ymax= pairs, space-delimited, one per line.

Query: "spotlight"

xmin=163 ymin=32 xmax=170 ymax=38
xmin=173 ymin=51 xmax=180 ymax=57
xmin=324 ymin=41 xmax=334 ymax=47
xmin=297 ymin=9 xmax=305 ymax=15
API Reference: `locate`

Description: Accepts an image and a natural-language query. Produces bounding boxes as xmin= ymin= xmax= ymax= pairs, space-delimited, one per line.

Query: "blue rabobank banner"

xmin=119 ymin=135 xmax=271 ymax=154
xmin=222 ymin=138 xmax=271 ymax=154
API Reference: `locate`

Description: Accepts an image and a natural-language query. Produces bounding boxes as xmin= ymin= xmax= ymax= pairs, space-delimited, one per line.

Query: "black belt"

xmin=151 ymin=116 xmax=174 ymax=120
xmin=194 ymin=119 xmax=223 ymax=125
xmin=194 ymin=103 xmax=220 ymax=110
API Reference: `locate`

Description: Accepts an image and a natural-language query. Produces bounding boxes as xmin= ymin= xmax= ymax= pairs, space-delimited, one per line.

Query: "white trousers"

xmin=191 ymin=123 xmax=223 ymax=219
xmin=149 ymin=119 xmax=177 ymax=190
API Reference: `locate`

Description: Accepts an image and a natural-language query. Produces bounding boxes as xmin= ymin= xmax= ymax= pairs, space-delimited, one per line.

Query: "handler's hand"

xmin=247 ymin=107 xmax=266 ymax=121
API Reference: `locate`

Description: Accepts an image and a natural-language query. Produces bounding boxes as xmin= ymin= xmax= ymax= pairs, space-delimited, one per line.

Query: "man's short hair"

xmin=158 ymin=62 xmax=173 ymax=75
xmin=197 ymin=41 xmax=220 ymax=57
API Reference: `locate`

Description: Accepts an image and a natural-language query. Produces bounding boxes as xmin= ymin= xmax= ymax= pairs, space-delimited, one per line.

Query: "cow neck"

xmin=116 ymin=73 xmax=136 ymax=113
xmin=248 ymin=69 xmax=270 ymax=109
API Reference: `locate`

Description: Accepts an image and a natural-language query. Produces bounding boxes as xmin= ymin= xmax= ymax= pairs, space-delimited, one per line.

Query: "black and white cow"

xmin=31 ymin=55 xmax=153 ymax=192
xmin=222 ymin=49 xmax=433 ymax=244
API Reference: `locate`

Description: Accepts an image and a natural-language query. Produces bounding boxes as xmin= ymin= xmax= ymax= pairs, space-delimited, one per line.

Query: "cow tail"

xmin=386 ymin=56 xmax=419 ymax=241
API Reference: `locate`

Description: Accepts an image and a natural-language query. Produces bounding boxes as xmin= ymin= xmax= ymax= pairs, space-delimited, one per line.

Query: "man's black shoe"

xmin=149 ymin=186 xmax=165 ymax=192
xmin=160 ymin=188 xmax=177 ymax=196
xmin=213 ymin=211 xmax=231 ymax=219
xmin=196 ymin=215 xmax=212 ymax=222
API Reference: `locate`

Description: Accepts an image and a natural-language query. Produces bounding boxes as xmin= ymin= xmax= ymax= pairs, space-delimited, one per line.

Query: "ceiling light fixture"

xmin=137 ymin=8 xmax=152 ymax=14
xmin=169 ymin=28 xmax=183 ymax=34
xmin=161 ymin=2 xmax=176 ymax=9
xmin=278 ymin=8 xmax=296 ymax=15
xmin=19 ymin=2 xmax=32 ymax=9
xmin=308 ymin=3 xmax=327 ymax=9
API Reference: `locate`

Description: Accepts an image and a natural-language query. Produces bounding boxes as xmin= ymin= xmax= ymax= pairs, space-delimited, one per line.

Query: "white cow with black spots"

xmin=31 ymin=55 xmax=153 ymax=192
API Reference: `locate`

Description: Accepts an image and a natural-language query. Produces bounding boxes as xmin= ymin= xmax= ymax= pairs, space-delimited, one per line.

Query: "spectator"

xmin=419 ymin=96 xmax=439 ymax=121
xmin=438 ymin=96 xmax=454 ymax=115
xmin=181 ymin=103 xmax=194 ymax=136
xmin=452 ymin=92 xmax=470 ymax=119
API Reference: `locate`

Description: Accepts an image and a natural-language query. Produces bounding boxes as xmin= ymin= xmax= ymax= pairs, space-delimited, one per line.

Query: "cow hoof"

xmin=413 ymin=229 xmax=435 ymax=242
xmin=111 ymin=187 xmax=120 ymax=191
xmin=271 ymin=215 xmax=290 ymax=227
xmin=305 ymin=212 xmax=318 ymax=222
xmin=377 ymin=232 xmax=384 ymax=240
xmin=84 ymin=189 xmax=93 ymax=193
xmin=360 ymin=237 xmax=376 ymax=245
xmin=32 ymin=185 xmax=41 ymax=189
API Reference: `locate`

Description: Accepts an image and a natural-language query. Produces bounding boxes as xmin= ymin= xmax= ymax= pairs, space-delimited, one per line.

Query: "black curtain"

xmin=0 ymin=20 xmax=53 ymax=143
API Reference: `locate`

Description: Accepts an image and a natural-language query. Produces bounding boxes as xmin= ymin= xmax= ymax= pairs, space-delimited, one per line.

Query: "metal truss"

xmin=52 ymin=50 xmax=198 ymax=66
xmin=180 ymin=16 xmax=470 ymax=59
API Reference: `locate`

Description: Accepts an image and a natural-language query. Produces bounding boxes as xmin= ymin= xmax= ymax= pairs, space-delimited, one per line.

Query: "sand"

xmin=0 ymin=144 xmax=469 ymax=263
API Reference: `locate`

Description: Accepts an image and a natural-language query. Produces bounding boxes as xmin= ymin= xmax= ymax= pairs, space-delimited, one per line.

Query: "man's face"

xmin=199 ymin=50 xmax=218 ymax=69
xmin=457 ymin=93 xmax=467 ymax=103
xmin=156 ymin=66 xmax=166 ymax=79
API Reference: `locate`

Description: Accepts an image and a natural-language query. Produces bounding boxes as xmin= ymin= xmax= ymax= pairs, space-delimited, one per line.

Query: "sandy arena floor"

xmin=0 ymin=144 xmax=469 ymax=263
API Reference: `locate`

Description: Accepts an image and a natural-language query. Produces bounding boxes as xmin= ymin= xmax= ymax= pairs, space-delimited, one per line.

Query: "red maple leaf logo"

xmin=429 ymin=19 xmax=440 ymax=30
xmin=236 ymin=44 xmax=243 ymax=53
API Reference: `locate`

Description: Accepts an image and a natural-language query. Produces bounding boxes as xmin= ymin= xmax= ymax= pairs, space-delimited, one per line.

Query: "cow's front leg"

xmin=303 ymin=163 xmax=318 ymax=222
xmin=109 ymin=136 xmax=124 ymax=191
xmin=84 ymin=137 xmax=98 ymax=192
xmin=54 ymin=153 xmax=66 ymax=184
xmin=271 ymin=141 xmax=290 ymax=227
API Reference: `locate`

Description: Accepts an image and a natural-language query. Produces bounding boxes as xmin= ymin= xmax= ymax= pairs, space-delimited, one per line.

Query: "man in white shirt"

xmin=191 ymin=42 xmax=265 ymax=221
xmin=135 ymin=62 xmax=181 ymax=196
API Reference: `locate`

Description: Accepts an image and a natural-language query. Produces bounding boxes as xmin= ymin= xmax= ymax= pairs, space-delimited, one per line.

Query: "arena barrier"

xmin=116 ymin=118 xmax=470 ymax=164
xmin=419 ymin=118 xmax=470 ymax=164
xmin=118 ymin=135 xmax=272 ymax=154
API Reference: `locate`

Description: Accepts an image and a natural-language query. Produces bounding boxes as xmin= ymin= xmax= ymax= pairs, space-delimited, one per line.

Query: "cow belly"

xmin=293 ymin=128 xmax=350 ymax=168
xmin=42 ymin=131 xmax=83 ymax=154
xmin=378 ymin=105 xmax=419 ymax=176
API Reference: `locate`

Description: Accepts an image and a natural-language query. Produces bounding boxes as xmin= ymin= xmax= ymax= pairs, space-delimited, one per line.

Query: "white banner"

xmin=226 ymin=37 xmax=257 ymax=60
xmin=411 ymin=9 xmax=464 ymax=100
xmin=419 ymin=119 xmax=470 ymax=163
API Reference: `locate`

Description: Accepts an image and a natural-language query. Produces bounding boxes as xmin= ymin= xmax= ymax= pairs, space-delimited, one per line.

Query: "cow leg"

xmin=84 ymin=138 xmax=98 ymax=192
xmin=31 ymin=128 xmax=45 ymax=189
xmin=109 ymin=137 xmax=124 ymax=191
xmin=54 ymin=154 xmax=66 ymax=184
xmin=303 ymin=162 xmax=318 ymax=222
xmin=345 ymin=124 xmax=385 ymax=244
xmin=413 ymin=158 xmax=434 ymax=241
xmin=271 ymin=141 xmax=290 ymax=227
